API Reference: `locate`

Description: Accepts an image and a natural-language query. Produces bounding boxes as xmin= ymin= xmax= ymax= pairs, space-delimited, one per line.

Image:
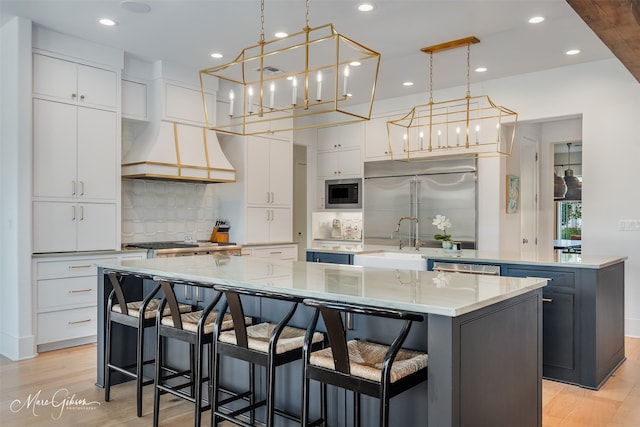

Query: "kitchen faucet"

xmin=394 ymin=216 xmax=422 ymax=250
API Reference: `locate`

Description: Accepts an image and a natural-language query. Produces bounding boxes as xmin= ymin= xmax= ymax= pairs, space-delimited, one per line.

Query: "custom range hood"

xmin=122 ymin=60 xmax=236 ymax=183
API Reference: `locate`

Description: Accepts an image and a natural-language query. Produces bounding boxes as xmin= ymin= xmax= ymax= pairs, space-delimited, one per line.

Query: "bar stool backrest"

xmin=213 ymin=284 xmax=303 ymax=351
xmin=302 ymin=299 xmax=424 ymax=378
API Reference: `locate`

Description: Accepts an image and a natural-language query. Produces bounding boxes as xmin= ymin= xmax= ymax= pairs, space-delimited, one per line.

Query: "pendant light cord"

xmin=260 ymin=0 xmax=265 ymax=44
xmin=428 ymin=52 xmax=433 ymax=103
xmin=305 ymin=0 xmax=310 ymax=29
xmin=466 ymin=43 xmax=471 ymax=98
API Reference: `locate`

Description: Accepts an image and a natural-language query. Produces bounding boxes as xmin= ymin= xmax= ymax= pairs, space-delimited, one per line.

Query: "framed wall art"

xmin=506 ymin=175 xmax=520 ymax=214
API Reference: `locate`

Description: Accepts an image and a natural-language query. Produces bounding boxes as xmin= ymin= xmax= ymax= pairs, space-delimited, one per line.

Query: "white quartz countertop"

xmin=97 ymin=255 xmax=546 ymax=317
xmin=307 ymin=244 xmax=626 ymax=269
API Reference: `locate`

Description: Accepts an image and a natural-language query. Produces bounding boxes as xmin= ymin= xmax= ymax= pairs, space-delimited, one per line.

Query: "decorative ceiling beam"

xmin=566 ymin=0 xmax=640 ymax=83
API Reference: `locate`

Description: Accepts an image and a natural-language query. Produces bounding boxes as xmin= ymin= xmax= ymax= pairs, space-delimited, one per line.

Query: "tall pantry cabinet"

xmin=30 ymin=31 xmax=124 ymax=352
xmin=32 ymin=53 xmax=120 ymax=253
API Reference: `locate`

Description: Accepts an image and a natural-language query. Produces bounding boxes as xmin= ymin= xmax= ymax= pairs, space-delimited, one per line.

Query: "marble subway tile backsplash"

xmin=122 ymin=179 xmax=221 ymax=243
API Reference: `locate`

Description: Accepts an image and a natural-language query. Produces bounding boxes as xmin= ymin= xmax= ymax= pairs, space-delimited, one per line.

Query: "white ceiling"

xmin=0 ymin=0 xmax=615 ymax=101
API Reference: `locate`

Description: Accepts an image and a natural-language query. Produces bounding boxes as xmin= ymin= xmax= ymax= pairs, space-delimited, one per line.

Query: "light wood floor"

xmin=1 ymin=337 xmax=639 ymax=426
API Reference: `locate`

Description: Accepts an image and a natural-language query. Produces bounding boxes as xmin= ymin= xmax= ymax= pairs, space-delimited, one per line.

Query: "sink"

xmin=353 ymin=251 xmax=428 ymax=270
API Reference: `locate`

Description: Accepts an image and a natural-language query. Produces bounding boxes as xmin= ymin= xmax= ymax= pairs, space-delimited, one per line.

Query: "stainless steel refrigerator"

xmin=363 ymin=159 xmax=477 ymax=248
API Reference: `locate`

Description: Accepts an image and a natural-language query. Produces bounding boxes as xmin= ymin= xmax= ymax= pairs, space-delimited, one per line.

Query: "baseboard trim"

xmin=0 ymin=331 xmax=37 ymax=361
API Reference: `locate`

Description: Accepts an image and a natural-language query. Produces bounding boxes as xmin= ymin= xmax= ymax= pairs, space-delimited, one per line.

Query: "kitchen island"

xmin=96 ymin=255 xmax=547 ymax=427
xmin=309 ymin=244 xmax=627 ymax=390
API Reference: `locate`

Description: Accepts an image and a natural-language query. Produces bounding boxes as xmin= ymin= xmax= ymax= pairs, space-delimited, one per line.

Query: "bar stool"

xmin=211 ymin=285 xmax=325 ymax=427
xmin=301 ymin=299 xmax=428 ymax=427
xmin=152 ymin=277 xmax=250 ymax=427
xmin=104 ymin=271 xmax=191 ymax=417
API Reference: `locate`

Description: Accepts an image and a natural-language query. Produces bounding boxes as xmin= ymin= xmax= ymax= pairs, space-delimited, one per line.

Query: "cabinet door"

xmin=76 ymin=63 xmax=118 ymax=109
xmin=336 ymin=148 xmax=361 ymax=176
xmin=269 ymin=139 xmax=292 ymax=205
xmin=246 ymin=137 xmax=271 ymax=205
xmin=33 ymin=201 xmax=77 ymax=253
xmin=122 ymin=79 xmax=148 ymax=120
xmin=317 ymin=151 xmax=339 ymax=177
xmin=33 ymin=54 xmax=77 ymax=102
xmin=364 ymin=114 xmax=405 ymax=161
xmin=317 ymin=123 xmax=363 ymax=151
xmin=246 ymin=207 xmax=271 ymax=243
xmin=33 ymin=99 xmax=77 ymax=199
xmin=77 ymin=107 xmax=118 ymax=200
xmin=269 ymin=208 xmax=292 ymax=242
xmin=76 ymin=203 xmax=117 ymax=251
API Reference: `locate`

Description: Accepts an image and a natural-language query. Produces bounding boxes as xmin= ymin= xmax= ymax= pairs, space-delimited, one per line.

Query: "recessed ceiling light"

xmin=475 ymin=67 xmax=487 ymax=73
xmin=274 ymin=32 xmax=288 ymax=38
xmin=210 ymin=53 xmax=223 ymax=59
xmin=120 ymin=1 xmax=151 ymax=14
xmin=528 ymin=16 xmax=545 ymax=24
xmin=566 ymin=49 xmax=581 ymax=55
xmin=357 ymin=4 xmax=375 ymax=12
xmin=403 ymin=82 xmax=414 ymax=86
xmin=349 ymin=61 xmax=361 ymax=67
xmin=98 ymin=18 xmax=118 ymax=26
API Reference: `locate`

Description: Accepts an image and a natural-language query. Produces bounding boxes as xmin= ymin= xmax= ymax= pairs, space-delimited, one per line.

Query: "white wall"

xmin=0 ymin=17 xmax=35 ymax=359
xmin=327 ymin=58 xmax=640 ymax=337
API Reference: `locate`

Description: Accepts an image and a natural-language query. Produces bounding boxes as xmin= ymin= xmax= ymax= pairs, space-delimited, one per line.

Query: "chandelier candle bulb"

xmin=292 ymin=77 xmax=298 ymax=106
xmin=475 ymin=124 xmax=480 ymax=144
xmin=419 ymin=131 xmax=424 ymax=149
xmin=456 ymin=127 xmax=461 ymax=146
xmin=247 ymin=86 xmax=254 ymax=114
xmin=229 ymin=90 xmax=234 ymax=116
xmin=269 ymin=83 xmax=275 ymax=109
xmin=343 ymin=65 xmax=349 ymax=96
xmin=437 ymin=130 xmax=442 ymax=147
xmin=316 ymin=71 xmax=322 ymax=101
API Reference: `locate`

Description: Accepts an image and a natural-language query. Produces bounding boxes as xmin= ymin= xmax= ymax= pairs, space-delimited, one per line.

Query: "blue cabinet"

xmin=427 ymin=257 xmax=625 ymax=389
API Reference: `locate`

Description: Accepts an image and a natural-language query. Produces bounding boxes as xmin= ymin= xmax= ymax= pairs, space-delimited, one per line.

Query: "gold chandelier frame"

xmin=387 ymin=37 xmax=518 ymax=161
xmin=200 ymin=0 xmax=381 ymax=136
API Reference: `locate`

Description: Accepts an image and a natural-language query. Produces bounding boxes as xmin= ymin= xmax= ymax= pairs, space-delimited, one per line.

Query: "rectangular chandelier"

xmin=199 ymin=23 xmax=381 ymax=136
xmin=387 ymin=36 xmax=518 ymax=161
xmin=387 ymin=94 xmax=518 ymax=161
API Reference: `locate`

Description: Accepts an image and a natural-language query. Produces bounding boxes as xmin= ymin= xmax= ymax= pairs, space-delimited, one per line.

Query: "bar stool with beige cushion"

xmin=104 ymin=271 xmax=191 ymax=417
xmin=211 ymin=284 xmax=325 ymax=427
xmin=152 ymin=277 xmax=250 ymax=427
xmin=301 ymin=298 xmax=428 ymax=427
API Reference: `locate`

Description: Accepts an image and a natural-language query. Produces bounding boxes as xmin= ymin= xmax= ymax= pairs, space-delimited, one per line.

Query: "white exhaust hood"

xmin=122 ymin=59 xmax=235 ymax=183
xmin=122 ymin=121 xmax=235 ymax=183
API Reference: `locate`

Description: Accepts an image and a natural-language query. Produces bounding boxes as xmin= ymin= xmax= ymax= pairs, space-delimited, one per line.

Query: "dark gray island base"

xmin=96 ymin=256 xmax=546 ymax=427
xmin=427 ymin=256 xmax=626 ymax=390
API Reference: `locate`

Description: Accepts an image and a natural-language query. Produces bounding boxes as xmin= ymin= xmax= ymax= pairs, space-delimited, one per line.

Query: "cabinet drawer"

xmin=36 ymin=257 xmax=117 ymax=279
xmin=505 ymin=267 xmax=576 ymax=289
xmin=254 ymin=245 xmax=297 ymax=260
xmin=37 ymin=276 xmax=97 ymax=311
xmin=37 ymin=307 xmax=97 ymax=344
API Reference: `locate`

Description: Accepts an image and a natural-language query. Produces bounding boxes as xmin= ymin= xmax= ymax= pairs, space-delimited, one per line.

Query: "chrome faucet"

xmin=395 ymin=216 xmax=421 ymax=250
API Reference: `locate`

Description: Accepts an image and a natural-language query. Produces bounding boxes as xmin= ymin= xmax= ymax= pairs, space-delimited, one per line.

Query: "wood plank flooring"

xmin=1 ymin=337 xmax=639 ymax=426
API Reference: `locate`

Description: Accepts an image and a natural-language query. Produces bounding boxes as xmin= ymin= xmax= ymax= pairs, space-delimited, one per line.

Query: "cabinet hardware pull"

xmin=69 ymin=289 xmax=92 ymax=293
xmin=80 ymin=206 xmax=84 ymax=220
xmin=80 ymin=181 xmax=85 ymax=196
xmin=433 ymin=267 xmax=499 ymax=276
xmin=69 ymin=264 xmax=92 ymax=269
xmin=71 ymin=93 xmax=77 ymax=99
xmin=72 ymin=180 xmax=76 ymax=196
xmin=72 ymin=205 xmax=76 ymax=220
xmin=266 ymin=192 xmax=270 ymax=203
xmin=68 ymin=319 xmax=91 ymax=325
xmin=542 ymin=298 xmax=553 ymax=303
xmin=270 ymin=191 xmax=274 ymax=203
xmin=270 ymin=251 xmax=282 ymax=255
xmin=80 ymin=95 xmax=85 ymax=100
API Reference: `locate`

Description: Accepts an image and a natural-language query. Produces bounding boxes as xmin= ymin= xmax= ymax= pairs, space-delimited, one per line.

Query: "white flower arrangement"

xmin=432 ymin=214 xmax=452 ymax=242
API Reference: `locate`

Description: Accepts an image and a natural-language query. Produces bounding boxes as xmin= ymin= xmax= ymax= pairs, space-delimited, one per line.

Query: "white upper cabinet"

xmin=317 ymin=149 xmax=362 ymax=177
xmin=122 ymin=79 xmax=148 ymax=120
xmin=317 ymin=123 xmax=363 ymax=152
xmin=364 ymin=113 xmax=406 ymax=161
xmin=33 ymin=53 xmax=118 ymax=110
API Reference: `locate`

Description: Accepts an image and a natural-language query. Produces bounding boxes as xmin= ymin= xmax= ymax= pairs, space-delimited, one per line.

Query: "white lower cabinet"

xmin=34 ymin=252 xmax=146 ymax=351
xmin=241 ymin=244 xmax=298 ymax=261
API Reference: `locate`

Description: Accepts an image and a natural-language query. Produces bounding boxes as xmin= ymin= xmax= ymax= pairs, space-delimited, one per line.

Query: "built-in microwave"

xmin=325 ymin=178 xmax=362 ymax=209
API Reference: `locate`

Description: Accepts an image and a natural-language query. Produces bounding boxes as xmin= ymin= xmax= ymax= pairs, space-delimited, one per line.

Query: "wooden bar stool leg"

xmin=266 ymin=356 xmax=277 ymax=427
xmin=249 ymin=362 xmax=255 ymax=425
xmin=212 ymin=349 xmax=221 ymax=427
xmin=136 ymin=319 xmax=145 ymax=417
xmin=194 ymin=336 xmax=204 ymax=427
xmin=354 ymin=391 xmax=361 ymax=427
xmin=105 ymin=313 xmax=112 ymax=402
xmin=153 ymin=333 xmax=163 ymax=427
